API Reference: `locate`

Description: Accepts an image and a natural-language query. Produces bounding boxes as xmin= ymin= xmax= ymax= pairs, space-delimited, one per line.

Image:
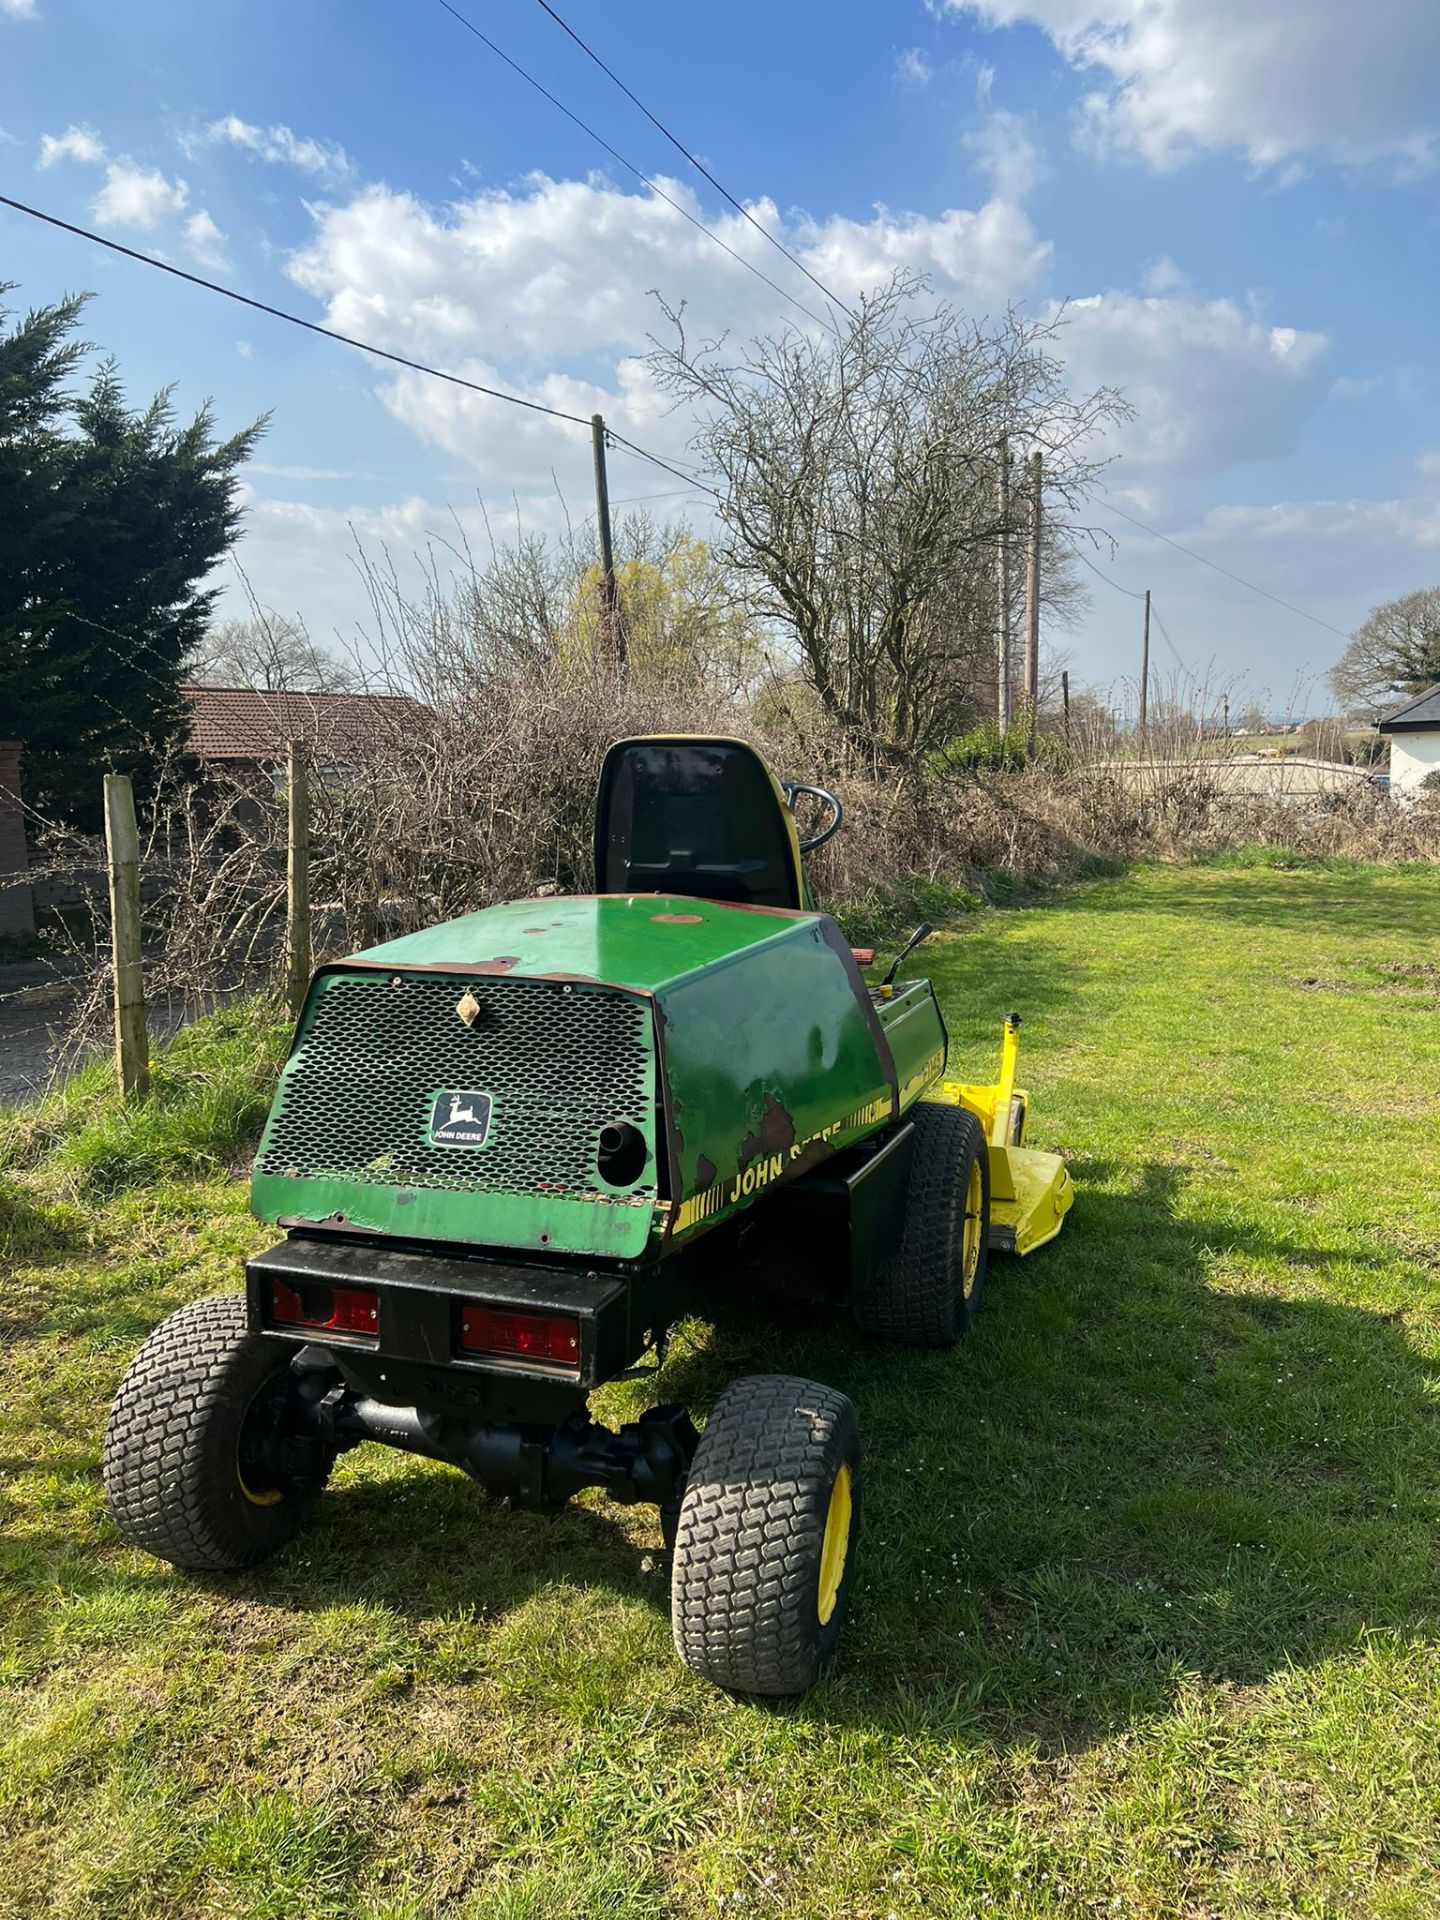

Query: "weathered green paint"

xmin=879 ymin=981 xmax=950 ymax=1114
xmin=659 ymin=915 xmax=897 ymax=1241
xmin=251 ymin=964 xmax=659 ymax=1260
xmin=343 ymin=892 xmax=807 ymax=992
xmin=250 ymin=892 xmax=940 ymax=1262
xmin=253 ymin=1161 xmax=658 ymax=1259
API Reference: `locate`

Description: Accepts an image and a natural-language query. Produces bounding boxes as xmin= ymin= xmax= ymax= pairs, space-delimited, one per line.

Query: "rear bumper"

xmin=245 ymin=1234 xmax=636 ymax=1405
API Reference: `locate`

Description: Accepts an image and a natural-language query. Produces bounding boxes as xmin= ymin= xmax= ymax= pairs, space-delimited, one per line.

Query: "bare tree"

xmin=648 ymin=274 xmax=1127 ymax=761
xmin=189 ymin=613 xmax=357 ymax=692
xmin=351 ymin=509 xmax=770 ymax=710
xmin=1329 ymin=586 xmax=1440 ymax=720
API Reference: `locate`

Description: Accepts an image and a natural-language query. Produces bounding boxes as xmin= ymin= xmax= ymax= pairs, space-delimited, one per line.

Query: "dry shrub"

xmin=22 ymin=655 xmax=1440 ymax=1073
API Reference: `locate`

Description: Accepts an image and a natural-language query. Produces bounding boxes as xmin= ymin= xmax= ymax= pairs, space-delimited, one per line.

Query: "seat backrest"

xmin=594 ymin=737 xmax=807 ymax=911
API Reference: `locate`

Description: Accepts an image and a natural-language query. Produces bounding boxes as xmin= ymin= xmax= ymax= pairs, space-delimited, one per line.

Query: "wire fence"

xmin=5 ymin=658 xmax=1439 ymax=1105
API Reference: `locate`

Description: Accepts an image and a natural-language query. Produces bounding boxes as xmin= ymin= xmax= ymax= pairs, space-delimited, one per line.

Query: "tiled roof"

xmin=182 ymin=685 xmax=426 ymax=761
xmin=1378 ymin=682 xmax=1440 ymax=733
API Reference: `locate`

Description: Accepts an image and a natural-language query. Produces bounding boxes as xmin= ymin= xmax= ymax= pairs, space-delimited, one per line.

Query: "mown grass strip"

xmin=2 ymin=863 xmax=1438 ymax=1918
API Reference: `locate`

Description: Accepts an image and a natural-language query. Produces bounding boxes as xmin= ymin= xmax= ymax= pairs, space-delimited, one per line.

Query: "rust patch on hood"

xmin=651 ymin=912 xmax=704 ymax=925
xmin=737 ymin=1091 xmax=797 ymax=1171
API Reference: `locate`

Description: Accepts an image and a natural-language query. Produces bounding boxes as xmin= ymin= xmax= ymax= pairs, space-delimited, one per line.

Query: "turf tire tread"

xmin=103 ymin=1293 xmax=324 ymax=1572
xmin=855 ymin=1102 xmax=989 ymax=1346
xmin=671 ymin=1373 xmax=860 ymax=1696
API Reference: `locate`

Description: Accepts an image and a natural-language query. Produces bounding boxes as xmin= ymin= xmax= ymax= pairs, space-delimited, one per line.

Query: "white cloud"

xmin=187 ymin=115 xmax=353 ymax=180
xmin=249 ymin=462 xmax=364 ymax=482
xmin=284 ymin=173 xmax=1052 ymax=482
xmin=895 ymin=48 xmax=935 ymax=86
xmin=1330 ymin=373 xmax=1383 ymax=401
xmin=183 ymin=209 xmax=227 ymax=268
xmin=281 ymin=168 xmax=1340 ymax=513
xmin=940 ymin=0 xmax=1440 ymax=176
xmin=38 ymin=123 xmax=105 ymax=167
xmin=1140 ymin=254 xmax=1186 ymax=295
xmin=1 ymin=0 xmax=38 ymax=19
xmin=224 ymin=486 xmax=584 ymax=648
xmin=1059 ymin=291 xmax=1329 ymax=476
xmin=92 ymin=162 xmax=188 ymax=229
xmin=964 ymin=109 xmax=1046 ymax=201
xmin=235 ymin=340 xmax=254 ymax=358
xmin=1195 ymin=496 xmax=1440 ymax=555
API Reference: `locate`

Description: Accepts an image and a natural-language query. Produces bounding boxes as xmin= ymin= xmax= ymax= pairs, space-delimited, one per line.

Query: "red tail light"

xmin=271 ymin=1278 xmax=379 ymax=1336
xmin=459 ymin=1304 xmax=581 ymax=1367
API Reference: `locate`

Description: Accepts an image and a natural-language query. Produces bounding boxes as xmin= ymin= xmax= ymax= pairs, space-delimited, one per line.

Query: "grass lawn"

xmin=3 ymin=860 xmax=1440 ymax=1919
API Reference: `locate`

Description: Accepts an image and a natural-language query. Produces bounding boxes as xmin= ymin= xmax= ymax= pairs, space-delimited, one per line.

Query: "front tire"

xmin=855 ymin=1103 xmax=990 ymax=1346
xmin=103 ymin=1294 xmax=333 ymax=1572
xmin=671 ymin=1374 xmax=861 ymax=1696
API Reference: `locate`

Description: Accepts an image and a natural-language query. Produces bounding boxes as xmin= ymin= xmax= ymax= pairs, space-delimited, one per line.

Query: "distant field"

xmin=3 ymin=861 xmax=1440 ymax=1919
xmin=1198 ymin=730 xmax=1379 ymax=762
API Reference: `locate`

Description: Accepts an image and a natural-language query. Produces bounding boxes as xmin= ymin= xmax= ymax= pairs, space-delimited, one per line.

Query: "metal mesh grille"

xmin=256 ymin=971 xmax=655 ymax=1200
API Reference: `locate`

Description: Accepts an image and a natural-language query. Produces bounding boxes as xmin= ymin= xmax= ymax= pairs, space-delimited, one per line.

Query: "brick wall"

xmin=0 ymin=742 xmax=36 ymax=939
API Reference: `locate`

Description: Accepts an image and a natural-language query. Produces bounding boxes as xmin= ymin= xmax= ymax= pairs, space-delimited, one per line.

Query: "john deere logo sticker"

xmin=429 ymin=1090 xmax=492 ymax=1147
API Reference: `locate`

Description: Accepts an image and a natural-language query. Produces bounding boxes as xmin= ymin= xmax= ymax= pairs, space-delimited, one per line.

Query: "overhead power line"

xmin=0 ymin=193 xmax=593 ymax=427
xmin=1064 ymin=536 xmax=1148 ymax=601
xmin=529 ymin=0 xmax=857 ymax=321
xmin=1148 ymin=603 xmax=1186 ymax=670
xmin=1093 ymin=496 xmax=1349 ymax=641
xmin=431 ymin=0 xmax=839 ymax=337
xmin=0 ymin=193 xmax=720 ymax=500
xmin=605 ymin=431 xmax=719 ymax=499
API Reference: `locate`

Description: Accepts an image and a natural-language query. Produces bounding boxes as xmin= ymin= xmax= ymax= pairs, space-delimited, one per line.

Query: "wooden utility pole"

xmin=1222 ymin=691 xmax=1230 ymax=737
xmin=285 ymin=740 xmax=311 ymax=1020
xmin=1061 ymin=669 xmax=1071 ymax=744
xmin=103 ymin=771 xmax=149 ymax=1099
xmin=995 ymin=435 xmax=1012 ymax=734
xmin=1139 ymin=588 xmax=1152 ymax=742
xmin=1023 ymin=450 xmax=1043 ymax=750
xmin=591 ymin=413 xmax=624 ymax=669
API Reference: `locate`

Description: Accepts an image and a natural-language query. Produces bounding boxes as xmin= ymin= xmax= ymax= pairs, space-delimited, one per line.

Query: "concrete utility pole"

xmin=1139 ymin=588 xmax=1152 ymax=741
xmin=591 ymin=413 xmax=625 ymax=669
xmin=1023 ymin=450 xmax=1042 ymax=743
xmin=995 ymin=435 xmax=1012 ymax=734
xmin=285 ymin=740 xmax=311 ymax=1021
xmin=103 ymin=771 xmax=149 ymax=1099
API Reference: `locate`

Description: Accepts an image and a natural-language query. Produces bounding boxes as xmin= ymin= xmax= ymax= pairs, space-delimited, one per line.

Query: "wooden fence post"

xmin=285 ymin=740 xmax=311 ymax=1019
xmin=103 ymin=771 xmax=150 ymax=1099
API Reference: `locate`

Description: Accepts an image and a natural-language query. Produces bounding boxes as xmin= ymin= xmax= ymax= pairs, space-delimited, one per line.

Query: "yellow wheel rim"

xmin=817 ymin=1463 xmax=853 ymax=1626
xmin=237 ymin=1461 xmax=284 ymax=1508
xmin=961 ymin=1157 xmax=984 ymax=1290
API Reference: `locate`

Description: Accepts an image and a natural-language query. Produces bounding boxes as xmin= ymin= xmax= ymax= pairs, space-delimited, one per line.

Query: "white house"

xmin=1378 ymin=683 xmax=1440 ymax=798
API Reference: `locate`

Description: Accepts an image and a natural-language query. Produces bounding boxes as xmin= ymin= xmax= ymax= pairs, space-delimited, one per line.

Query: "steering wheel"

xmin=782 ymin=781 xmax=845 ymax=852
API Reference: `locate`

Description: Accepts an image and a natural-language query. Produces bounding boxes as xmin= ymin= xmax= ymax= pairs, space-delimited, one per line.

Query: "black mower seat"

xmin=595 ymin=737 xmax=807 ymax=911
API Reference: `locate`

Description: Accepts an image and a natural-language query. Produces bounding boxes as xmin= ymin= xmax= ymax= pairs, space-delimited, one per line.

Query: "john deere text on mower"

xmin=104 ymin=737 xmax=1072 ymax=1695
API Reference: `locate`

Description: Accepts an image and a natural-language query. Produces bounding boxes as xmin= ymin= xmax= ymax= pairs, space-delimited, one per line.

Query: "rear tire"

xmin=855 ymin=1103 xmax=989 ymax=1346
xmin=104 ymin=1294 xmax=333 ymax=1572
xmin=671 ymin=1374 xmax=860 ymax=1696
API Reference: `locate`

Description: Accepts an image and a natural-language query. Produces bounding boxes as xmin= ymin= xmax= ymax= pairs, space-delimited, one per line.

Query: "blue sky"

xmin=3 ymin=0 xmax=1439 ymax=711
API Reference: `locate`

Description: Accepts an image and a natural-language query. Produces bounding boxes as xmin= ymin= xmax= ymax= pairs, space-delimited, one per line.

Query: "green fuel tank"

xmin=251 ymin=893 xmax=948 ymax=1263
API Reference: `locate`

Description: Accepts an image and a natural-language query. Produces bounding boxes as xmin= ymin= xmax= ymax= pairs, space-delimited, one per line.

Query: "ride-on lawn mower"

xmin=105 ymin=738 xmax=1072 ymax=1695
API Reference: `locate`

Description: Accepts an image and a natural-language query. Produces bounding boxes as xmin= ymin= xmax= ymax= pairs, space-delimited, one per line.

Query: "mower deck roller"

xmin=104 ymin=735 xmax=1073 ymax=1696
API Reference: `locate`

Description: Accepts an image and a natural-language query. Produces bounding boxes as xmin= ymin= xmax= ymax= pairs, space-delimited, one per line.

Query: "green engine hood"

xmin=339 ymin=892 xmax=820 ymax=991
xmin=252 ymin=894 xmax=938 ymax=1262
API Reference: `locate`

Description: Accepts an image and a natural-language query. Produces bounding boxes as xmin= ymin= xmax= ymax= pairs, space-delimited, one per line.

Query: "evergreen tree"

xmin=0 ymin=285 xmax=263 ymax=828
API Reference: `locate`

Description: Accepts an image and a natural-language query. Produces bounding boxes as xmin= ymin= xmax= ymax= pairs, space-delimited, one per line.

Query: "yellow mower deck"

xmin=927 ymin=1015 xmax=1073 ymax=1255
